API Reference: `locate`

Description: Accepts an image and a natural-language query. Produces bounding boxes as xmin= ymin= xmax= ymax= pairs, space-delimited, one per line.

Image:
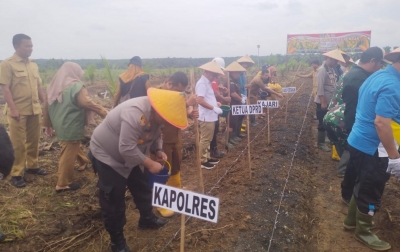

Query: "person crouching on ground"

xmin=43 ymin=62 xmax=108 ymax=192
xmin=246 ymin=69 xmax=283 ymax=126
xmin=0 ymin=124 xmax=15 ymax=242
xmin=154 ymin=72 xmax=199 ymax=217
xmin=225 ymin=61 xmax=247 ymax=148
xmin=266 ymin=66 xmax=284 ymax=108
xmin=90 ymin=88 xmax=188 ymax=252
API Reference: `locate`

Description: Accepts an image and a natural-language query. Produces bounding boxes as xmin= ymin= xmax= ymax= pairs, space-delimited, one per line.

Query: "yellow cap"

xmin=323 ymin=49 xmax=346 ymax=63
xmin=199 ymin=60 xmax=225 ymax=75
xmin=147 ymin=88 xmax=188 ymax=129
xmin=237 ymin=55 xmax=255 ymax=65
xmin=225 ymin=61 xmax=246 ymax=72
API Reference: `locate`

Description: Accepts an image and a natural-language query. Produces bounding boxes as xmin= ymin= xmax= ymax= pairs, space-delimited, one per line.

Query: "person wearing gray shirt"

xmin=90 ymin=88 xmax=188 ymax=252
xmin=314 ymin=49 xmax=345 ymax=152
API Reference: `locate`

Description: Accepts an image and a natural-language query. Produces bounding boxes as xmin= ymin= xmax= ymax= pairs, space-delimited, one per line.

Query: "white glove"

xmin=241 ymin=97 xmax=246 ymax=104
xmin=387 ymin=157 xmax=400 ymax=178
xmin=213 ymin=106 xmax=223 ymax=115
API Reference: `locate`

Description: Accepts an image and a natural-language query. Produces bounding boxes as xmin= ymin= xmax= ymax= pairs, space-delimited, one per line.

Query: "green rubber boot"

xmin=317 ymin=131 xmax=330 ymax=152
xmin=229 ymin=133 xmax=238 ymax=145
xmin=343 ymin=196 xmax=357 ymax=230
xmin=354 ymin=208 xmax=391 ymax=251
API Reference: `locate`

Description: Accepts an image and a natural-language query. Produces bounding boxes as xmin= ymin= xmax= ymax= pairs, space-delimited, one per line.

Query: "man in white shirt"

xmin=196 ymin=60 xmax=224 ymax=169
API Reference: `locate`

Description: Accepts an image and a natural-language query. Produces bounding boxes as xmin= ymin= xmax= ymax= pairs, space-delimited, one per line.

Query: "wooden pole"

xmin=190 ymin=69 xmax=204 ymax=194
xmin=180 ymin=214 xmax=186 ymax=252
xmin=267 ymin=107 xmax=270 ymax=145
xmin=285 ymin=95 xmax=289 ymax=124
xmin=247 ymin=89 xmax=251 ymax=179
xmin=285 ymin=63 xmax=301 ymax=124
xmin=225 ymin=71 xmax=230 ymax=150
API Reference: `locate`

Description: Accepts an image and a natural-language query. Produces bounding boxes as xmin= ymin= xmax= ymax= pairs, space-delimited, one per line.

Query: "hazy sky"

xmin=0 ymin=0 xmax=399 ymax=59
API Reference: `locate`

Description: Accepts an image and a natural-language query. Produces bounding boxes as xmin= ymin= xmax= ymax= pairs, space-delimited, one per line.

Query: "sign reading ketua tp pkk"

xmin=257 ymin=100 xmax=279 ymax=108
xmin=152 ymin=183 xmax=219 ymax=223
xmin=231 ymin=105 xmax=263 ymax=115
xmin=282 ymin=87 xmax=296 ymax=93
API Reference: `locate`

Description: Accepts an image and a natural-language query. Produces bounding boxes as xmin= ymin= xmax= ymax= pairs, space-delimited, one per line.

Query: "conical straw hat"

xmin=147 ymin=88 xmax=188 ymax=129
xmin=323 ymin=49 xmax=346 ymax=63
xmin=198 ymin=60 xmax=225 ymax=75
xmin=340 ymin=51 xmax=354 ymax=64
xmin=385 ymin=47 xmax=400 ymax=63
xmin=225 ymin=61 xmax=246 ymax=72
xmin=237 ymin=55 xmax=255 ymax=65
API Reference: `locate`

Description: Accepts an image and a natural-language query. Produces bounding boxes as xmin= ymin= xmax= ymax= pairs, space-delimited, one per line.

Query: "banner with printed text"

xmin=287 ymin=31 xmax=371 ymax=54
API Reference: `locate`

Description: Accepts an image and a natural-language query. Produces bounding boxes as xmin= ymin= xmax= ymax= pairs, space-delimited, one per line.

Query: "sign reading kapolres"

xmin=287 ymin=31 xmax=371 ymax=54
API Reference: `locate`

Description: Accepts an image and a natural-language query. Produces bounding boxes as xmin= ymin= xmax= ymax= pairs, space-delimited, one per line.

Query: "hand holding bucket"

xmin=149 ymin=160 xmax=172 ymax=189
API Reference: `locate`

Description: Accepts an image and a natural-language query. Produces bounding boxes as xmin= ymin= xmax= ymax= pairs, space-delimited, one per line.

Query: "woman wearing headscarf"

xmin=43 ymin=62 xmax=108 ymax=192
xmin=113 ymin=56 xmax=150 ymax=107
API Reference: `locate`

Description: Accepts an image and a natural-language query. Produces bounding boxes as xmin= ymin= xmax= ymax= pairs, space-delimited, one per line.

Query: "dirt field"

xmin=1 ymin=71 xmax=400 ymax=252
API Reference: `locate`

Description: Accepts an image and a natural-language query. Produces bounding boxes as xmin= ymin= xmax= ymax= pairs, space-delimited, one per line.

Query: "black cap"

xmin=261 ymin=64 xmax=271 ymax=72
xmin=129 ymin=56 xmax=142 ymax=66
xmin=360 ymin=47 xmax=386 ymax=64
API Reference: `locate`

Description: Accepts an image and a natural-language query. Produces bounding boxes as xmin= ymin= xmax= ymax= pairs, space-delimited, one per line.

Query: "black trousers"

xmin=347 ymin=145 xmax=390 ymax=214
xmin=316 ymin=103 xmax=328 ymax=132
xmin=341 ymin=144 xmax=357 ymax=201
xmin=210 ymin=118 xmax=219 ymax=151
xmin=92 ymin=157 xmax=153 ymax=234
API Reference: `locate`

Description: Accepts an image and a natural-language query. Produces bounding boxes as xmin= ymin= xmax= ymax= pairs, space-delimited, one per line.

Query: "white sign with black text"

xmin=231 ymin=105 xmax=263 ymax=115
xmin=152 ymin=183 xmax=220 ymax=223
xmin=257 ymin=100 xmax=279 ymax=108
xmin=282 ymin=87 xmax=296 ymax=93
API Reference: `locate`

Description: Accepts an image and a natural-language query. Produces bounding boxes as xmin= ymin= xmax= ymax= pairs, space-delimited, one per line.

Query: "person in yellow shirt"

xmin=0 ymin=34 xmax=47 ymax=188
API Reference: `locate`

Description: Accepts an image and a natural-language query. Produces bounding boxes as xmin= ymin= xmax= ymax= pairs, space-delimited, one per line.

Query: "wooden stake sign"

xmin=246 ymin=90 xmax=252 ymax=178
xmin=190 ymin=69 xmax=204 ymax=194
xmin=226 ymin=72 xmax=231 ymax=151
xmin=152 ymin=183 xmax=220 ymax=252
xmin=257 ymin=100 xmax=279 ymax=145
xmin=282 ymin=87 xmax=296 ymax=124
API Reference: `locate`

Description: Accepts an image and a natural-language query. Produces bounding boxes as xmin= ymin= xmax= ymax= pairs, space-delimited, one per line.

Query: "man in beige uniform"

xmin=246 ymin=70 xmax=283 ymax=126
xmin=0 ymin=34 xmax=47 ymax=188
xmin=155 ymin=72 xmax=198 ymax=217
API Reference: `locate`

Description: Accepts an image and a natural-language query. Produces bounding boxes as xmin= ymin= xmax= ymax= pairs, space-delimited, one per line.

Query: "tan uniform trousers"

xmin=58 ymin=141 xmax=89 ymax=187
xmin=7 ymin=114 xmax=40 ymax=177
xmin=163 ymin=141 xmax=182 ymax=176
xmin=199 ymin=121 xmax=215 ymax=163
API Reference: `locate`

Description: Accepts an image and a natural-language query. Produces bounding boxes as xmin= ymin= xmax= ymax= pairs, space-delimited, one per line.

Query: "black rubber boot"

xmin=138 ymin=213 xmax=168 ymax=230
xmin=110 ymin=231 xmax=131 ymax=252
